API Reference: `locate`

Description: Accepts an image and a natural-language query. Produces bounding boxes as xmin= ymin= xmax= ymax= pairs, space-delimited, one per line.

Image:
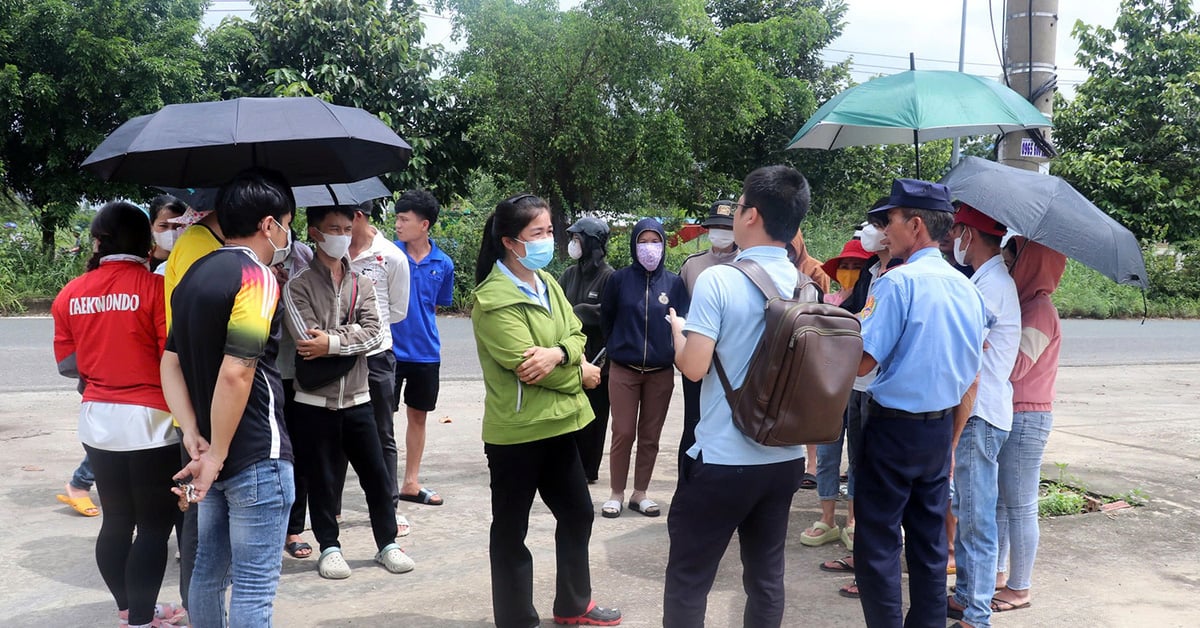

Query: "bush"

xmin=0 ymin=220 xmax=87 ymax=314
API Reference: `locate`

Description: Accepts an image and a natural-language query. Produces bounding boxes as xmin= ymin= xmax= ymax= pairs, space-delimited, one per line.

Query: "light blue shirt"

xmin=970 ymin=255 xmax=1021 ymax=431
xmin=495 ymin=260 xmax=550 ymax=311
xmin=861 ymin=246 xmax=988 ymax=413
xmin=683 ymin=246 xmax=806 ymax=466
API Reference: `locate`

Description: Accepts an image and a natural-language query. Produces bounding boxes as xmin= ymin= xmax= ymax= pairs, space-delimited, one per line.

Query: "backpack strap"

xmin=711 ymin=259 xmax=778 ymax=403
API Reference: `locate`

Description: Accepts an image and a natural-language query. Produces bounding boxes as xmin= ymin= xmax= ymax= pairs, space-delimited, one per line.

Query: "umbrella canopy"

xmin=82 ymin=97 xmax=411 ymax=188
xmin=940 ymin=157 xmax=1148 ymax=289
xmin=787 ymin=70 xmax=1051 ymax=150
xmin=158 ymin=177 xmax=392 ymax=211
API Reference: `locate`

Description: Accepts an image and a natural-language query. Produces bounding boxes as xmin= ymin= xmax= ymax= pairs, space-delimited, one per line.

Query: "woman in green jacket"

xmin=471 ymin=193 xmax=621 ymax=627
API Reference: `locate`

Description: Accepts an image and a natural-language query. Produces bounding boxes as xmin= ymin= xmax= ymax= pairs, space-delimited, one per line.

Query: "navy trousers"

xmin=854 ymin=406 xmax=953 ymax=628
xmin=663 ymin=455 xmax=804 ymax=628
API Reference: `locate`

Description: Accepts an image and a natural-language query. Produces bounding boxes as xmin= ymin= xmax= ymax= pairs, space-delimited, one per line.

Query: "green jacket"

xmin=471 ymin=264 xmax=594 ymax=445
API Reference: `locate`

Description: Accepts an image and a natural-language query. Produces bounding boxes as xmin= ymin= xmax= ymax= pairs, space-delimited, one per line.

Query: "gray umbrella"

xmin=159 ymin=177 xmax=392 ymax=211
xmin=82 ymin=97 xmax=411 ymax=187
xmin=940 ymin=157 xmax=1148 ymax=289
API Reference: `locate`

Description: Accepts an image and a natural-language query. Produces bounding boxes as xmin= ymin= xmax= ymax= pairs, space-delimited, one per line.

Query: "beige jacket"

xmin=282 ymin=256 xmax=385 ymax=409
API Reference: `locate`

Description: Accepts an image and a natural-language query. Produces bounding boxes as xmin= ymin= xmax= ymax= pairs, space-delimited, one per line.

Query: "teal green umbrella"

xmin=787 ymin=70 xmax=1051 ymax=175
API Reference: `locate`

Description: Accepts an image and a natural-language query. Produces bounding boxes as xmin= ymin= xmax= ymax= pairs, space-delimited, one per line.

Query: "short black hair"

xmin=742 ymin=165 xmax=810 ymax=242
xmin=901 ymin=207 xmax=953 ymax=243
xmin=395 ymin=189 xmax=440 ymax=226
xmin=306 ymin=205 xmax=356 ymax=230
xmin=87 ymin=201 xmax=151 ymax=271
xmin=148 ymin=194 xmax=188 ymax=222
xmin=215 ymin=168 xmax=296 ymax=239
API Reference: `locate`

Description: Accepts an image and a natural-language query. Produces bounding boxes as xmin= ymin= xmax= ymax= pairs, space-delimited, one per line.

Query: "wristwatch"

xmin=558 ymin=346 xmax=569 ymax=366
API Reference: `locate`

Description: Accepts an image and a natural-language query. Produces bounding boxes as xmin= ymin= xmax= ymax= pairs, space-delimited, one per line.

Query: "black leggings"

xmin=85 ymin=443 xmax=180 ymax=625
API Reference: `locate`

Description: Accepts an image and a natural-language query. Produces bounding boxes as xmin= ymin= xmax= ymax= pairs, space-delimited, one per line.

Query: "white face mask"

xmin=567 ymin=239 xmax=583 ymax=260
xmin=860 ymin=224 xmax=885 ymax=252
xmin=953 ymin=230 xmax=971 ymax=266
xmin=153 ymin=229 xmax=179 ymax=253
xmin=268 ymin=218 xmax=292 ymax=266
xmin=317 ymin=232 xmax=352 ymax=260
xmin=708 ymin=229 xmax=735 ymax=249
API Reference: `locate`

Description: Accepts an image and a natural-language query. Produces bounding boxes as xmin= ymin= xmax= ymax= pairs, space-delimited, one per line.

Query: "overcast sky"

xmin=205 ymin=1 xmax=1122 ymax=96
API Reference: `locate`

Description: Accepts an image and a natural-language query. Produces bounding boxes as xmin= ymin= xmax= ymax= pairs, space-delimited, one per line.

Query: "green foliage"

xmin=1053 ymin=0 xmax=1200 ymax=240
xmin=203 ymin=0 xmax=467 ymax=197
xmin=0 ymin=215 xmax=88 ymax=314
xmin=0 ymin=0 xmax=209 ymax=249
xmin=1038 ymin=484 xmax=1086 ymax=517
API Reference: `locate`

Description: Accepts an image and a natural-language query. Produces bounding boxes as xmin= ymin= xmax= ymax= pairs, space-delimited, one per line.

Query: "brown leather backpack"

xmin=713 ymin=259 xmax=862 ymax=446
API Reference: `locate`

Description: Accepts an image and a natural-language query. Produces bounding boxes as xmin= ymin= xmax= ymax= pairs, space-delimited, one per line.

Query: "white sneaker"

xmin=318 ymin=547 xmax=351 ymax=579
xmin=374 ymin=543 xmax=415 ymax=574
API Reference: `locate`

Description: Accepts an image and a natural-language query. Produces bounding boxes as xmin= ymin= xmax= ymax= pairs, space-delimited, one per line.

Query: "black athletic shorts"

xmin=393 ymin=361 xmax=440 ymax=413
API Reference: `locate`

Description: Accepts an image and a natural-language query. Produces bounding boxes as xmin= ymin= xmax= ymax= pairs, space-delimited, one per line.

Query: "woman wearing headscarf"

xmin=991 ymin=238 xmax=1067 ymax=614
xmin=558 ymin=216 xmax=615 ymax=484
xmin=599 ymin=218 xmax=689 ymax=519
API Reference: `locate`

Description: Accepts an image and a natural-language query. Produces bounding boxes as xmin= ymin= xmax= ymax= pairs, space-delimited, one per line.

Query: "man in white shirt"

xmin=946 ymin=204 xmax=1021 ymax=628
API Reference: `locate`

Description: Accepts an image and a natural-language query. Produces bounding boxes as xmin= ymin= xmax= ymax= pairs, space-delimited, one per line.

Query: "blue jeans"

xmin=952 ymin=417 xmax=1010 ymax=628
xmin=816 ymin=412 xmax=854 ymax=501
xmin=997 ymin=411 xmax=1053 ymax=591
xmin=70 ymin=454 xmax=94 ymax=491
xmin=189 ymin=459 xmax=295 ymax=628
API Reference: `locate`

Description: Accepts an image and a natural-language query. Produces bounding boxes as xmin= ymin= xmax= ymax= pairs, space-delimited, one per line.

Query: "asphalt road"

xmin=4 ymin=315 xmax=1200 ymax=394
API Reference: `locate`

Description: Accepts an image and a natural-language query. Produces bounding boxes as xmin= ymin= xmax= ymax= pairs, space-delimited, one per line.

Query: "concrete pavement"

xmin=2 ymin=359 xmax=1199 ymax=626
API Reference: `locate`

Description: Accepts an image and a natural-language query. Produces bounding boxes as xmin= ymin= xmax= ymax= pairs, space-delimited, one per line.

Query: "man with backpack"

xmin=662 ymin=165 xmax=815 ymax=628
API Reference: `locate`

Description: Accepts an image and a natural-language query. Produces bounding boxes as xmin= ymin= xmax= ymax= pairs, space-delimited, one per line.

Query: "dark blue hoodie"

xmin=600 ymin=218 xmax=689 ymax=370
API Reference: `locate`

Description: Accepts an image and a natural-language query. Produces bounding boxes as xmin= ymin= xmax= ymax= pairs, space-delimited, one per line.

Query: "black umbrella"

xmin=82 ymin=97 xmax=411 ymax=187
xmin=159 ymin=177 xmax=392 ymax=211
xmin=940 ymin=157 xmax=1148 ymax=289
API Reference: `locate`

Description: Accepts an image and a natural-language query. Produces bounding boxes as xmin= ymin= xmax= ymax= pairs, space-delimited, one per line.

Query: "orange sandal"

xmin=57 ymin=493 xmax=99 ymax=517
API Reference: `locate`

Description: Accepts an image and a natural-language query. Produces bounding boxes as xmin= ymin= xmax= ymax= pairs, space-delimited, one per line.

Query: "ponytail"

xmin=475 ymin=213 xmax=504 ymax=285
xmin=473 ymin=193 xmax=551 ymax=286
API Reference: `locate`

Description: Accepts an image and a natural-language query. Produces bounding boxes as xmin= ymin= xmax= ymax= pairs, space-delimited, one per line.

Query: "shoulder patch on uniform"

xmin=859 ymin=295 xmax=876 ymax=320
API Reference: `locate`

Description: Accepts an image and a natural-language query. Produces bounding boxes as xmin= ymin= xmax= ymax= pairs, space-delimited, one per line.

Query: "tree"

xmin=0 ymin=0 xmax=209 ymax=249
xmin=1053 ymin=0 xmax=1200 ymax=241
xmin=203 ymin=0 xmax=465 ymax=197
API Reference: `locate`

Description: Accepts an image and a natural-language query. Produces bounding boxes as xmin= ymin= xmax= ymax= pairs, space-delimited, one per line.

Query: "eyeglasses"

xmin=730 ymin=202 xmax=753 ymax=214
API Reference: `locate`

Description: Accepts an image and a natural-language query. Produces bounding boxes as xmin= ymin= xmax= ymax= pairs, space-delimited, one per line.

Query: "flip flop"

xmin=397 ymin=487 xmax=443 ymax=506
xmin=819 ymin=556 xmax=854 ymax=573
xmin=800 ymin=473 xmax=817 ymax=489
xmin=628 ymin=498 xmax=660 ymax=517
xmin=57 ymin=493 xmax=99 ymax=517
xmin=397 ymin=514 xmax=411 ymax=538
xmin=285 ymin=541 xmax=313 ymax=559
xmin=991 ymin=597 xmax=1032 ymax=613
xmin=837 ymin=581 xmax=860 ymax=598
xmin=601 ymin=499 xmax=622 ymax=518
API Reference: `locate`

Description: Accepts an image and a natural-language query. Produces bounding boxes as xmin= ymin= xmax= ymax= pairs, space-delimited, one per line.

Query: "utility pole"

xmin=951 ymin=0 xmax=968 ymax=167
xmin=999 ymin=0 xmax=1058 ymax=172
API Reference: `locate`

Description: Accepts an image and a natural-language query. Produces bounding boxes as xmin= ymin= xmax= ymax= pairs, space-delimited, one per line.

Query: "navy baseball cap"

xmin=868 ymin=178 xmax=955 ymax=214
xmin=703 ymin=200 xmax=736 ymax=228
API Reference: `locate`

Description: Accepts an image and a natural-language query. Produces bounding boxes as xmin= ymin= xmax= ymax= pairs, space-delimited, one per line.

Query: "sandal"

xmin=800 ymin=473 xmax=817 ymax=490
xmin=628 ymin=498 xmax=660 ymax=517
xmin=819 ymin=556 xmax=854 ymax=573
xmin=285 ymin=541 xmax=313 ymax=559
xmin=154 ymin=602 xmax=189 ymax=626
xmin=838 ymin=580 xmax=860 ymax=598
xmin=991 ymin=596 xmax=1032 ymax=613
xmin=57 ymin=493 xmax=99 ymax=517
xmin=840 ymin=525 xmax=854 ymax=551
xmin=800 ymin=520 xmax=840 ymax=546
xmin=601 ymin=500 xmax=622 ymax=518
xmin=396 ymin=514 xmax=411 ymax=538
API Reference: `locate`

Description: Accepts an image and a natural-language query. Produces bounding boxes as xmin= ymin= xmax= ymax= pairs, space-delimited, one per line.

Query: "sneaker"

xmin=318 ymin=547 xmax=351 ymax=580
xmin=553 ymin=601 xmax=622 ymax=626
xmin=374 ymin=543 xmax=415 ymax=574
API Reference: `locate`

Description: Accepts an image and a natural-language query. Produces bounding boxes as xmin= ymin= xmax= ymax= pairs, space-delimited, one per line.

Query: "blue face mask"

xmin=517 ymin=236 xmax=554 ymax=270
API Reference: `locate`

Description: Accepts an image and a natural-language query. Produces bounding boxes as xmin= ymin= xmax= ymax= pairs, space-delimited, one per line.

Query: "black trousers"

xmin=366 ymin=351 xmax=400 ymax=505
xmin=663 ymin=455 xmax=804 ymax=628
xmin=854 ymin=406 xmax=953 ymax=628
xmin=86 ymin=443 xmax=180 ymax=626
xmin=574 ymin=367 xmax=610 ymax=483
xmin=283 ymin=380 xmax=344 ymax=536
xmin=677 ymin=376 xmax=702 ymax=474
xmin=293 ymin=402 xmax=396 ymax=552
xmin=485 ymin=432 xmax=595 ymax=628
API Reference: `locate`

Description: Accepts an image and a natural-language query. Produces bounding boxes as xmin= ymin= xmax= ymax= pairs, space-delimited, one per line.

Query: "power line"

xmin=823 ymin=47 xmax=1087 ymax=73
